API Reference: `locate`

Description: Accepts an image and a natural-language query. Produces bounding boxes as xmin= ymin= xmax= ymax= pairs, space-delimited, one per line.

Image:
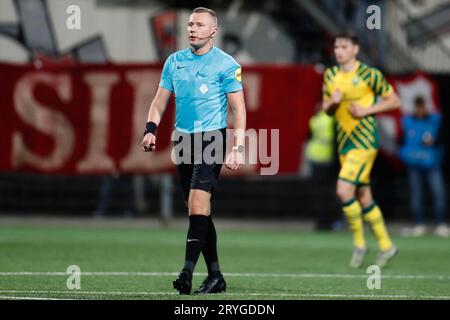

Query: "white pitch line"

xmin=0 ymin=290 xmax=449 ymax=300
xmin=227 ymin=292 xmax=450 ymax=300
xmin=0 ymin=295 xmax=73 ymax=300
xmin=0 ymin=290 xmax=177 ymax=296
xmin=228 ymin=273 xmax=450 ymax=280
xmin=0 ymin=271 xmax=449 ymax=281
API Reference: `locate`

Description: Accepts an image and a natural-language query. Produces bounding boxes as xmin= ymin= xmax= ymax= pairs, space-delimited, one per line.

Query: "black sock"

xmin=202 ymin=215 xmax=221 ymax=277
xmin=182 ymin=215 xmax=209 ymax=277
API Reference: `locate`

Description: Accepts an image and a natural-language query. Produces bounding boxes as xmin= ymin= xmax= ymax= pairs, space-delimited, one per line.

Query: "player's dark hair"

xmin=333 ymin=31 xmax=359 ymax=45
xmin=414 ymin=96 xmax=425 ymax=107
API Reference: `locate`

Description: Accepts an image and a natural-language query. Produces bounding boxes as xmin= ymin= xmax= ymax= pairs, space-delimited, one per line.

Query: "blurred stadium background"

xmin=0 ymin=0 xmax=450 ymax=300
xmin=1 ymin=0 xmax=449 ymax=225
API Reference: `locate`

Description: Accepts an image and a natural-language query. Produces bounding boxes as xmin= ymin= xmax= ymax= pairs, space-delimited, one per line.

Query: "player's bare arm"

xmin=349 ymin=91 xmax=401 ymax=119
xmin=322 ymin=89 xmax=342 ymax=115
xmin=141 ymin=86 xmax=172 ymax=152
xmin=225 ymin=90 xmax=246 ymax=171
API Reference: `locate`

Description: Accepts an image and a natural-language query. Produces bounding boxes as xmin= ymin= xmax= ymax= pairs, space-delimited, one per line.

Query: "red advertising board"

xmin=0 ymin=63 xmax=323 ymax=175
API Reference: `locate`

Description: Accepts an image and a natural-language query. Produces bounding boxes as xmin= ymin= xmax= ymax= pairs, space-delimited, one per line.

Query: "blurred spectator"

xmin=399 ymin=96 xmax=449 ymax=237
xmin=305 ymin=106 xmax=341 ymax=230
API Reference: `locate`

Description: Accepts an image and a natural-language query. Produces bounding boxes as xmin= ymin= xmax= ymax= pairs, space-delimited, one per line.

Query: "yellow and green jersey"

xmin=322 ymin=61 xmax=394 ymax=154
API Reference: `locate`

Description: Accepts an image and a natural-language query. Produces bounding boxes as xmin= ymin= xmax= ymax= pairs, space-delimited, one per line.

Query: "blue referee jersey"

xmin=159 ymin=46 xmax=243 ymax=133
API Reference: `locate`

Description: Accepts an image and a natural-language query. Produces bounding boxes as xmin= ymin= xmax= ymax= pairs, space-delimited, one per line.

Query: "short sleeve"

xmin=159 ymin=56 xmax=174 ymax=92
xmin=221 ymin=63 xmax=243 ymax=93
xmin=433 ymin=113 xmax=442 ymax=125
xmin=369 ymin=68 xmax=393 ymax=98
xmin=430 ymin=113 xmax=442 ymax=137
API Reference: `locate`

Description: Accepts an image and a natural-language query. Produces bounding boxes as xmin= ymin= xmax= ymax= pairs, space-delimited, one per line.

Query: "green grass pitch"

xmin=0 ymin=223 xmax=449 ymax=300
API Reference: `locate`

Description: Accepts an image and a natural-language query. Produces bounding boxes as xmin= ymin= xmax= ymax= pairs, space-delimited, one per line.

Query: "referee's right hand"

xmin=142 ymin=133 xmax=156 ymax=152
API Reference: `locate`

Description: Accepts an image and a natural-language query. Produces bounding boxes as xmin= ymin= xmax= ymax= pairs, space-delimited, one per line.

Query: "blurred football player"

xmin=322 ymin=31 xmax=400 ymax=268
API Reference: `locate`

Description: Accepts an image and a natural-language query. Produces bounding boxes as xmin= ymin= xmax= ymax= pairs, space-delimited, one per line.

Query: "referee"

xmin=142 ymin=7 xmax=246 ymax=295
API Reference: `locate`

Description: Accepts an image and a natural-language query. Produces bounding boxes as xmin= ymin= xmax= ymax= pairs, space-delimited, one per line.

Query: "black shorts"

xmin=173 ymin=128 xmax=227 ymax=202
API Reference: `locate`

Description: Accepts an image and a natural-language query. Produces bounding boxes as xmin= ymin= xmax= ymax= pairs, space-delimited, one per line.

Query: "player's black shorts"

xmin=173 ymin=128 xmax=227 ymax=202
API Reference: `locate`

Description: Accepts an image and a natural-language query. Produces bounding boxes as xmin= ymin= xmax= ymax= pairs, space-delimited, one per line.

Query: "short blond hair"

xmin=192 ymin=7 xmax=218 ymax=26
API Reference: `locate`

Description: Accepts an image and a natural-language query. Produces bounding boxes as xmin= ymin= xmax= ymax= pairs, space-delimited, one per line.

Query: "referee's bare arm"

xmin=141 ymin=87 xmax=172 ymax=152
xmin=225 ymin=90 xmax=246 ymax=170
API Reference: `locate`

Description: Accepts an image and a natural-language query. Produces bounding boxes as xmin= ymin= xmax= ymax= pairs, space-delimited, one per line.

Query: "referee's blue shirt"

xmin=159 ymin=46 xmax=243 ymax=133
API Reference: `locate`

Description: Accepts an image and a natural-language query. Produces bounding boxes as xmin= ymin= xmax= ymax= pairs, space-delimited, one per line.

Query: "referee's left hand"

xmin=225 ymin=150 xmax=244 ymax=171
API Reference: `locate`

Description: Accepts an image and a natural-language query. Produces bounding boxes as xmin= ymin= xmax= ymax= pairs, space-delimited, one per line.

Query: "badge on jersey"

xmin=235 ymin=67 xmax=242 ymax=82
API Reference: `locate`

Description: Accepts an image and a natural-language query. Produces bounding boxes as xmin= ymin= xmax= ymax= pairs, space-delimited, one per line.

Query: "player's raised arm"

xmin=358 ymin=90 xmax=401 ymax=116
xmin=225 ymin=90 xmax=246 ymax=171
xmin=141 ymin=86 xmax=172 ymax=152
xmin=322 ymin=89 xmax=342 ymax=115
xmin=349 ymin=69 xmax=401 ymax=118
xmin=321 ymin=68 xmax=342 ymax=115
